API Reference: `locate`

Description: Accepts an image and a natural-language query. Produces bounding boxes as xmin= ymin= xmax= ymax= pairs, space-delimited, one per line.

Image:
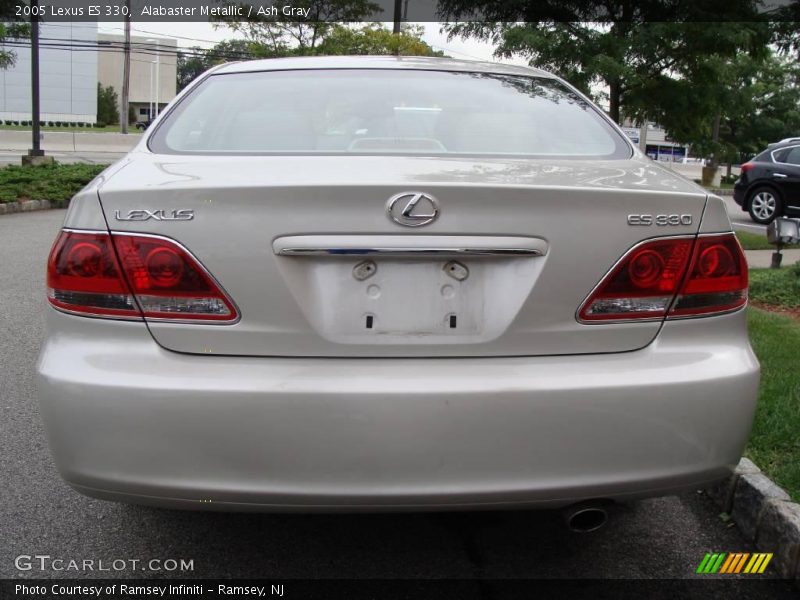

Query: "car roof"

xmin=766 ymin=139 xmax=800 ymax=151
xmin=213 ymin=55 xmax=555 ymax=79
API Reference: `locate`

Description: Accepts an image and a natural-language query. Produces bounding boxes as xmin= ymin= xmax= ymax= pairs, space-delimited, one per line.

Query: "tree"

xmin=216 ymin=0 xmax=380 ymax=55
xmin=440 ymin=1 xmax=772 ymax=127
xmin=96 ymin=83 xmax=119 ymax=126
xmin=315 ymin=24 xmax=444 ymax=56
xmin=715 ymin=53 xmax=800 ymax=169
xmin=177 ymin=40 xmax=259 ymax=91
xmin=177 ymin=47 xmax=212 ymax=91
xmin=0 ymin=0 xmax=30 ymax=69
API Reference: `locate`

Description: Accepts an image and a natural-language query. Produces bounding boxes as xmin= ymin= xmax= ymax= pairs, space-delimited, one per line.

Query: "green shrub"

xmin=0 ymin=163 xmax=107 ymax=204
xmin=96 ymin=83 xmax=120 ymax=126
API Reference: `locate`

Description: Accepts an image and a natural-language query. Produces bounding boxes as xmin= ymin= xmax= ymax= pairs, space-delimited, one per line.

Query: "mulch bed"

xmin=751 ymin=301 xmax=800 ymax=322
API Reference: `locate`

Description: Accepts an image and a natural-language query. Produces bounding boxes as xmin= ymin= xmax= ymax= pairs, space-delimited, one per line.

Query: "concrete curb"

xmin=0 ymin=199 xmax=55 ymax=215
xmin=709 ymin=188 xmax=735 ymax=196
xmin=707 ymin=458 xmax=800 ymax=579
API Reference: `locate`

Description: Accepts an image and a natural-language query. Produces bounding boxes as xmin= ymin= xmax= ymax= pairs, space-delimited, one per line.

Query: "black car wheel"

xmin=747 ymin=186 xmax=782 ymax=224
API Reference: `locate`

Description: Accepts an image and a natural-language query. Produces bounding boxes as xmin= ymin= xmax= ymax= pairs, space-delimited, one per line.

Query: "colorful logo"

xmin=696 ymin=552 xmax=773 ymax=574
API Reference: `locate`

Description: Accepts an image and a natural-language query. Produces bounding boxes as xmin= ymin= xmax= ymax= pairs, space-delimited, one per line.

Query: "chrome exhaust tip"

xmin=563 ymin=502 xmax=610 ymax=533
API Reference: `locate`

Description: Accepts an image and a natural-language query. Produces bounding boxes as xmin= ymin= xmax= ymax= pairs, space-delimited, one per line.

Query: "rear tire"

xmin=747 ymin=186 xmax=782 ymax=224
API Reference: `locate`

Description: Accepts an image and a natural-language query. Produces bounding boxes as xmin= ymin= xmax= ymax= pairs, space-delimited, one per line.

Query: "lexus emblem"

xmin=387 ymin=192 xmax=439 ymax=227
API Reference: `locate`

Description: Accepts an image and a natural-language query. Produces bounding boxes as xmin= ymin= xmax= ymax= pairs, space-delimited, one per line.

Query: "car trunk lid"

xmin=98 ymin=154 xmax=707 ymax=357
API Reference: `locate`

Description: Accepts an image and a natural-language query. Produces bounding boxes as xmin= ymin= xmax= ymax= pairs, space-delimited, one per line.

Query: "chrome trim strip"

xmin=273 ymin=235 xmax=548 ymax=258
xmin=277 ymin=247 xmax=544 ymax=257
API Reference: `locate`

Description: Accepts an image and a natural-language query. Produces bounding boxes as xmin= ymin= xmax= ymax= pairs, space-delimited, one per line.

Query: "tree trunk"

xmin=709 ymin=112 xmax=721 ymax=169
xmin=609 ymin=80 xmax=621 ymax=124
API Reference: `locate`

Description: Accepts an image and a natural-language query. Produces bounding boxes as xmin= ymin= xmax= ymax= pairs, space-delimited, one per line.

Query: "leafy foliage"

xmin=443 ymin=16 xmax=770 ymax=125
xmin=749 ymin=265 xmax=800 ymax=308
xmin=0 ymin=163 xmax=106 ymax=205
xmin=216 ymin=0 xmax=381 ymax=55
xmin=439 ymin=0 xmax=790 ymax=161
xmin=315 ymin=24 xmax=444 ymax=57
xmin=177 ymin=40 xmax=258 ymax=91
xmin=0 ymin=0 xmax=30 ymax=69
xmin=96 ymin=83 xmax=119 ymax=127
xmin=179 ymin=19 xmax=443 ymax=91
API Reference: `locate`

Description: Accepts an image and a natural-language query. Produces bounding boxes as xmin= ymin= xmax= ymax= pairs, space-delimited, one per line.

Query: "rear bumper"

xmin=733 ymin=184 xmax=747 ymax=208
xmin=37 ymin=309 xmax=759 ymax=511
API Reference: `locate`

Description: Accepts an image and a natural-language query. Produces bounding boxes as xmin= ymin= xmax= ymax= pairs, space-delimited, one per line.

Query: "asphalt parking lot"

xmin=0 ymin=210 xmax=793 ymax=596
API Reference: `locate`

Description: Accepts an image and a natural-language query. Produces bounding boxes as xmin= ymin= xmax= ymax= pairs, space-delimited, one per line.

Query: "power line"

xmin=1 ymin=39 xmax=254 ymax=61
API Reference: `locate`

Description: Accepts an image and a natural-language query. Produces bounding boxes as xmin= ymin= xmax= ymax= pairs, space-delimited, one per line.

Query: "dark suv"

xmin=734 ymin=140 xmax=800 ymax=224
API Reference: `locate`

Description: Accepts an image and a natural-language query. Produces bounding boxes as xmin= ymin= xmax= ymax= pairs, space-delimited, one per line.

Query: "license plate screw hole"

xmin=449 ymin=314 xmax=457 ymax=329
xmin=366 ymin=315 xmax=374 ymax=329
xmin=443 ymin=260 xmax=469 ymax=281
xmin=353 ymin=260 xmax=377 ymax=281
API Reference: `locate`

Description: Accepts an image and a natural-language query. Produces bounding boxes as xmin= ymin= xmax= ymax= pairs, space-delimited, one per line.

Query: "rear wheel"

xmin=747 ymin=187 xmax=782 ymax=224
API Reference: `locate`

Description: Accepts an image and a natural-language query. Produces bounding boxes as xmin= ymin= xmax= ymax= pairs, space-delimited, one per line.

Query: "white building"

xmin=621 ymin=120 xmax=691 ymax=162
xmin=0 ymin=24 xmax=178 ymax=126
xmin=97 ymin=33 xmax=177 ymax=122
xmin=0 ymin=22 xmax=98 ymax=124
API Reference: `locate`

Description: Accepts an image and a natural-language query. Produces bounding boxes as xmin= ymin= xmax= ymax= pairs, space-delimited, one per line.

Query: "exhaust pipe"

xmin=562 ymin=501 xmax=610 ymax=533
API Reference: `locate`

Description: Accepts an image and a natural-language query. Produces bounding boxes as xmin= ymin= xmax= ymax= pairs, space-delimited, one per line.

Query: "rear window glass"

xmin=774 ymin=146 xmax=800 ymax=165
xmin=149 ymin=69 xmax=631 ymax=159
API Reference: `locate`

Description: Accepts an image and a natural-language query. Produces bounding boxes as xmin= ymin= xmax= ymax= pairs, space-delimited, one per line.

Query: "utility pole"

xmin=23 ymin=0 xmax=51 ymax=165
xmin=392 ymin=0 xmax=402 ymax=56
xmin=120 ymin=0 xmax=131 ymax=134
xmin=154 ymin=42 xmax=160 ymax=118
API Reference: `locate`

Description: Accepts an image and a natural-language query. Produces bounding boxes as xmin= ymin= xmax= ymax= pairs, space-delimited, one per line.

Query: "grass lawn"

xmin=0 ymin=124 xmax=124 ymax=133
xmin=749 ymin=265 xmax=800 ymax=308
xmin=0 ymin=163 xmax=107 ymax=205
xmin=736 ymin=230 xmax=773 ymax=250
xmin=746 ymin=308 xmax=800 ymax=500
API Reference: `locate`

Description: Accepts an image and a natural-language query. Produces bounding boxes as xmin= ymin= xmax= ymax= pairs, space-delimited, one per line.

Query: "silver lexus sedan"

xmin=37 ymin=57 xmax=758 ymax=523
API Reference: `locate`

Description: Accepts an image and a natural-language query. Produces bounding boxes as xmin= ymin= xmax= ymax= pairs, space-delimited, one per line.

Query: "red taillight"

xmin=47 ymin=230 xmax=238 ymax=322
xmin=740 ymin=162 xmax=754 ymax=173
xmin=47 ymin=231 xmax=139 ymax=317
xmin=670 ymin=236 xmax=748 ymax=317
xmin=578 ymin=234 xmax=747 ymax=322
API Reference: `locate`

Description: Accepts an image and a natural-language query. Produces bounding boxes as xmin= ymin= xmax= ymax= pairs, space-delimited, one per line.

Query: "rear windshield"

xmin=149 ymin=69 xmax=631 ymax=159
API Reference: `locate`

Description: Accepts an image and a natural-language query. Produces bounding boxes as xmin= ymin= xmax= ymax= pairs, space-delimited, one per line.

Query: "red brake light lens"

xmin=47 ymin=231 xmax=139 ymax=317
xmin=47 ymin=230 xmax=238 ymax=322
xmin=740 ymin=162 xmax=754 ymax=173
xmin=578 ymin=238 xmax=693 ymax=321
xmin=579 ymin=234 xmax=747 ymax=322
xmin=670 ymin=235 xmax=748 ymax=317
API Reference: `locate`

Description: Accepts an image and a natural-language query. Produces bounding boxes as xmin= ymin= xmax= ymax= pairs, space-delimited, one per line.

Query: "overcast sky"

xmin=97 ymin=21 xmax=530 ymax=66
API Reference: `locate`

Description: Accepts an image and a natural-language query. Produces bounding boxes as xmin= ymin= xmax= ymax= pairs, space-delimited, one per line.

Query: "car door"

xmin=771 ymin=145 xmax=800 ymax=210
